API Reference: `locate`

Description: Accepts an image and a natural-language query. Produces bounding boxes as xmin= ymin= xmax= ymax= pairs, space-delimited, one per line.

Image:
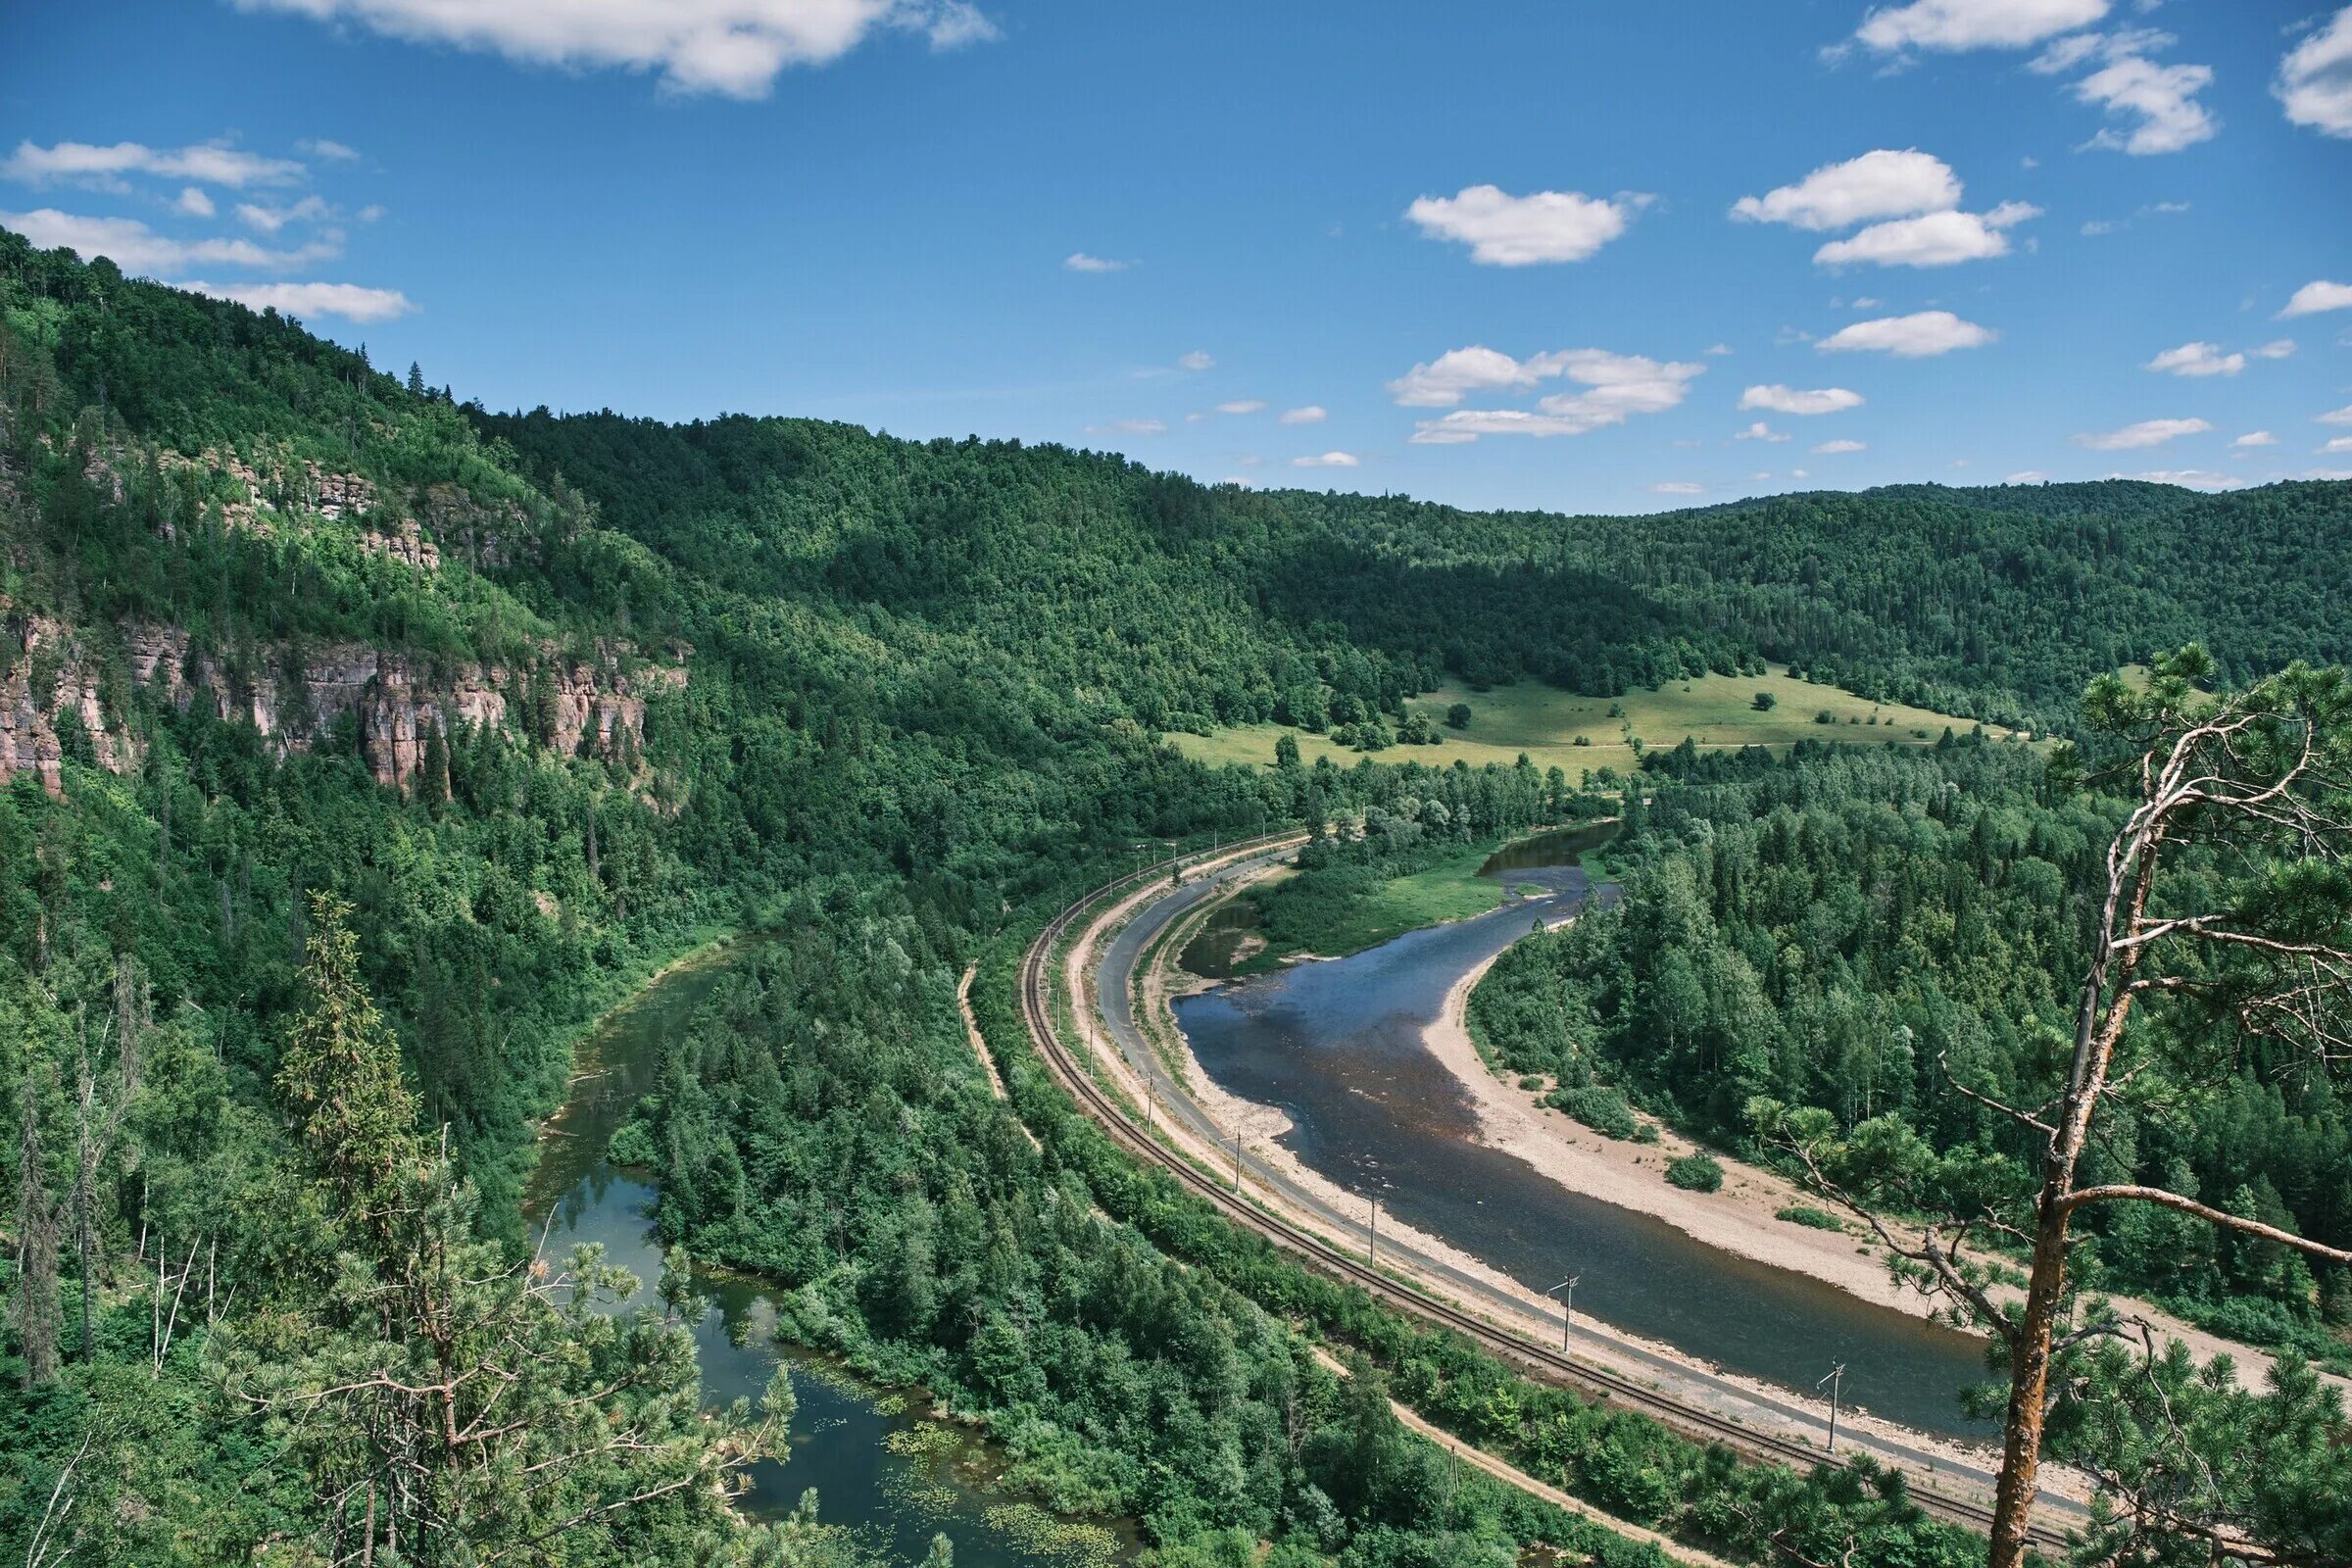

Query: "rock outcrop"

xmin=7 ymin=615 xmax=685 ymax=797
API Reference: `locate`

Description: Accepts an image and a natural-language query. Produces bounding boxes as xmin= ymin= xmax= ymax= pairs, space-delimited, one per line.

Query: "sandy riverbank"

xmin=1424 ymin=912 xmax=2333 ymax=1395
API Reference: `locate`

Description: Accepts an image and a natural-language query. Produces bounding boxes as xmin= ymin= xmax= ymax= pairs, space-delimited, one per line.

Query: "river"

xmin=1171 ymin=834 xmax=1995 ymax=1440
xmin=526 ymin=941 xmax=1124 ymax=1567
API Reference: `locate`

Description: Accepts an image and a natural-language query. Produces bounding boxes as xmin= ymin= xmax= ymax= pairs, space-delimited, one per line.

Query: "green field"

xmin=1169 ymin=664 xmax=2021 ymax=778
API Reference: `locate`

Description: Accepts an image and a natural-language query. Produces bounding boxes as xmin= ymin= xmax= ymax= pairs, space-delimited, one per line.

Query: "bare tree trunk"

xmin=1987 ymin=1202 xmax=2072 ymax=1568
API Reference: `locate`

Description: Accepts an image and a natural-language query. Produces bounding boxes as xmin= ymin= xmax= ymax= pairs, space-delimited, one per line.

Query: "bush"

xmin=1751 ymin=691 xmax=1777 ymax=711
xmin=1665 ymin=1152 xmax=1723 ymax=1193
xmin=1776 ymin=1204 xmax=1843 ymax=1231
xmin=1446 ymin=702 xmax=1473 ymax=730
xmin=607 ymin=1120 xmax=659 ymax=1167
xmin=1548 ymin=1084 xmax=1641 ymax=1141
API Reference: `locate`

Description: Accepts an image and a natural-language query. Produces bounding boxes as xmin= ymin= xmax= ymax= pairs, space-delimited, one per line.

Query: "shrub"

xmin=1751 ymin=691 xmax=1777 ymax=711
xmin=1665 ymin=1152 xmax=1724 ymax=1193
xmin=1776 ymin=1204 xmax=1843 ymax=1231
xmin=607 ymin=1120 xmax=659 ymax=1167
xmin=1445 ymin=702 xmax=1473 ymax=730
xmin=1548 ymin=1084 xmax=1640 ymax=1141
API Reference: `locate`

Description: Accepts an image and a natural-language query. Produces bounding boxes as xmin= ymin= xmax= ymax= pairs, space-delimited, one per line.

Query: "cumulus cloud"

xmin=298 ymin=138 xmax=360 ymax=161
xmin=1063 ymin=252 xmax=1128 ymax=272
xmin=2276 ymin=6 xmax=2352 ymax=138
xmin=1404 ymin=184 xmax=1642 ymax=266
xmin=1736 ymin=420 xmax=1790 ymax=442
xmin=2144 ymin=341 xmax=2243 ymax=377
xmin=1732 ymin=149 xmax=1961 ymax=230
xmin=2231 ymin=430 xmax=2278 ymax=449
xmin=3 ymin=137 xmax=303 ymax=188
xmin=1399 ymin=349 xmax=1705 ymax=444
xmin=1814 ymin=201 xmax=2038 ymax=267
xmin=1651 ymin=481 xmax=1705 ymax=495
xmin=1852 ymin=0 xmax=2110 ymax=54
xmin=2028 ymin=25 xmax=2173 ymax=74
xmin=1290 ymin=452 xmax=1359 ymax=467
xmin=230 ymin=0 xmax=996 ymax=98
xmin=2006 ymin=470 xmax=2050 ymax=483
xmin=2279 ymin=279 xmax=2352 ymax=318
xmin=2072 ymin=416 xmax=2212 ymax=451
xmin=2252 ymin=339 xmax=2295 ymax=360
xmin=1813 ymin=438 xmax=1869 ymax=454
xmin=1084 ymin=418 xmax=1166 ymax=437
xmin=1177 ymin=350 xmax=1213 ymax=371
xmin=1213 ymin=400 xmax=1267 ymax=416
xmin=2321 ymin=405 xmax=2352 ymax=427
xmin=1278 ymin=406 xmax=1327 ymax=425
xmin=1742 ymin=384 xmax=1865 ymax=415
xmin=174 ymin=187 xmax=215 ymax=218
xmin=2323 ymin=436 xmax=2352 ymax=455
xmin=236 ymin=195 xmax=334 ymax=232
xmin=173 ymin=278 xmax=415 ymax=321
xmin=1817 ymin=310 xmax=1995 ymax=356
xmin=2 ymin=208 xmax=340 ymax=272
xmin=2126 ymin=469 xmax=2246 ymax=491
xmin=2076 ymin=56 xmax=2216 ymax=154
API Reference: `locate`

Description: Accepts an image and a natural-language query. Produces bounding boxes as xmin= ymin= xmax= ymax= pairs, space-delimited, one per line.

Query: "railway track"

xmin=1014 ymin=841 xmax=2073 ymax=1555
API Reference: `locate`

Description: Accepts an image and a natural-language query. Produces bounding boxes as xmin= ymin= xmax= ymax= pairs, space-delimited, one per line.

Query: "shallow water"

xmin=1173 ymin=845 xmax=1995 ymax=1439
xmin=531 ymin=941 xmax=1125 ymax=1564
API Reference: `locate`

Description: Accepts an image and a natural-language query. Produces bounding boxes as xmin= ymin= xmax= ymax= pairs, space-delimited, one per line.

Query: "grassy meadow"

xmin=1169 ymin=664 xmax=2021 ymax=778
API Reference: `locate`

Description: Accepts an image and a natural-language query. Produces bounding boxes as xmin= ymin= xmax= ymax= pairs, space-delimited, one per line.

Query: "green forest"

xmin=4 ymin=227 xmax=2351 ymax=1567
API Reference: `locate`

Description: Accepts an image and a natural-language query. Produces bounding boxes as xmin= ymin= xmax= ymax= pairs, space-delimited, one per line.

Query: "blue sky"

xmin=5 ymin=0 xmax=2351 ymax=513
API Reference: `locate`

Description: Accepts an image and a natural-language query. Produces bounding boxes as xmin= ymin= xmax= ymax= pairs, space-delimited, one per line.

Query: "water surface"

xmin=1173 ymin=844 xmax=1994 ymax=1438
xmin=532 ymin=941 xmax=1127 ymax=1564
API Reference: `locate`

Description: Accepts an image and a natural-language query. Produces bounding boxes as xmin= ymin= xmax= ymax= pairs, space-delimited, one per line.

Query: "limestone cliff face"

xmin=4 ymin=615 xmax=686 ymax=797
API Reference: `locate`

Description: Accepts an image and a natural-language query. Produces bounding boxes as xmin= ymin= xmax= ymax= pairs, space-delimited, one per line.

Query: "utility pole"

xmin=1546 ymin=1274 xmax=1580 ymax=1350
xmin=1231 ymin=1128 xmax=1244 ymax=1192
xmin=1368 ymin=1195 xmax=1380 ymax=1265
xmin=1819 ymin=1363 xmax=1846 ymax=1453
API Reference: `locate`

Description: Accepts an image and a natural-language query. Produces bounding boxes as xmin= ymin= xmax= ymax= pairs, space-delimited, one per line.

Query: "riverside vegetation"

xmin=3 ymin=228 xmax=2350 ymax=1565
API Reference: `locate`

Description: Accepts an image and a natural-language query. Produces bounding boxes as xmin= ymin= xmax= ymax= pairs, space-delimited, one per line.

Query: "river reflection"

xmin=1174 ymin=841 xmax=1995 ymax=1439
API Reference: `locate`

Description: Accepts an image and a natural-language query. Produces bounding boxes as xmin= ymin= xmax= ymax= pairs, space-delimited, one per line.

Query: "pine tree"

xmin=406 ymin=360 xmax=424 ymax=397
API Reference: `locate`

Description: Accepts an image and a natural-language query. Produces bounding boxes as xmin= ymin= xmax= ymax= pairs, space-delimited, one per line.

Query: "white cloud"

xmin=2006 ymin=469 xmax=2050 ymax=483
xmin=1651 ymin=481 xmax=1705 ymax=495
xmin=236 ymin=195 xmax=334 ymax=232
xmin=1736 ymin=420 xmax=1790 ymax=442
xmin=2276 ymin=6 xmax=2352 ymax=138
xmin=1063 ymin=252 xmax=1128 ymax=273
xmin=3 ymin=138 xmax=303 ymax=188
xmin=1813 ymin=201 xmax=2038 ymax=267
xmin=298 ymin=138 xmax=360 ymax=161
xmin=2251 ymin=339 xmax=2295 ymax=360
xmin=1213 ymin=400 xmax=1266 ymax=416
xmin=1400 ymin=349 xmax=1705 ymax=445
xmin=2321 ymin=405 xmax=2352 ymax=427
xmin=1291 ymin=451 xmax=1359 ymax=467
xmin=1404 ymin=184 xmax=1641 ymax=266
xmin=357 ymin=204 xmax=385 ymax=222
xmin=2231 ymin=430 xmax=2277 ymax=449
xmin=174 ymin=187 xmax=215 ymax=218
xmin=2144 ymin=341 xmax=2243 ymax=377
xmin=1389 ymin=347 xmax=1703 ymax=430
xmin=2028 ymin=25 xmax=2173 ymax=74
xmin=1705 ymin=342 xmax=1734 ymax=355
xmin=1791 ymin=468 xmax=1810 ymax=480
xmin=2076 ymin=56 xmax=2216 ymax=154
xmin=2072 ymin=416 xmax=2212 ymax=450
xmin=1817 ymin=310 xmax=1995 ymax=356
xmin=2322 ymin=435 xmax=2352 ymax=455
xmin=1389 ymin=345 xmax=1551 ymax=408
xmin=2127 ymin=468 xmax=2246 ymax=490
xmin=1084 ymin=418 xmax=1166 ymax=437
xmin=1277 ymin=405 xmax=1326 ymax=425
xmin=2 ymin=208 xmax=340 ymax=272
xmin=1813 ymin=438 xmax=1869 ymax=454
xmin=2279 ymin=279 xmax=2352 ymax=318
xmin=1853 ymin=0 xmax=2110 ymax=54
xmin=1731 ymin=148 xmax=1960 ymax=230
xmin=1742 ymin=384 xmax=1865 ymax=415
xmin=1177 ymin=350 xmax=1213 ymax=371
xmin=231 ymin=0 xmax=996 ymax=97
xmin=173 ymin=278 xmax=415 ymax=321
xmin=2081 ymin=219 xmax=2120 ymax=236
